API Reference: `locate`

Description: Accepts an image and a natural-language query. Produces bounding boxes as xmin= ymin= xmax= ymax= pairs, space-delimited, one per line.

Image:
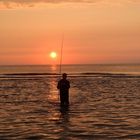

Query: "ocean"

xmin=0 ymin=64 xmax=140 ymax=139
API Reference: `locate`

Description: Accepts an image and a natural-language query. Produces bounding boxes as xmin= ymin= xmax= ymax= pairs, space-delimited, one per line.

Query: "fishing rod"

xmin=57 ymin=34 xmax=64 ymax=102
xmin=59 ymin=34 xmax=64 ymax=77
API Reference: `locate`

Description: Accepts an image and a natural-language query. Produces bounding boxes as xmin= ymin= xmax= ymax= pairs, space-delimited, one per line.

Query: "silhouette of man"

xmin=57 ymin=73 xmax=70 ymax=106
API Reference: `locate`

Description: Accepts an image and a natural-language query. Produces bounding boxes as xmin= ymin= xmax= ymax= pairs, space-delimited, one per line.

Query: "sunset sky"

xmin=0 ymin=0 xmax=140 ymax=65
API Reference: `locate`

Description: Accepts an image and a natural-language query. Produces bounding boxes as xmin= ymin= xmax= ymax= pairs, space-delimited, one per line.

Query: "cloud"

xmin=0 ymin=0 xmax=139 ymax=9
xmin=0 ymin=0 xmax=96 ymax=8
xmin=0 ymin=0 xmax=96 ymax=7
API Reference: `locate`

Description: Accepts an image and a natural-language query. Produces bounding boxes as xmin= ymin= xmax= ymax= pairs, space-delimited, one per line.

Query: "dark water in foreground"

xmin=0 ymin=65 xmax=140 ymax=139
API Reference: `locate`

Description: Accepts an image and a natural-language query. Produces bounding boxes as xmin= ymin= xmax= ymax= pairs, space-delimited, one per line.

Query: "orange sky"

xmin=0 ymin=0 xmax=140 ymax=65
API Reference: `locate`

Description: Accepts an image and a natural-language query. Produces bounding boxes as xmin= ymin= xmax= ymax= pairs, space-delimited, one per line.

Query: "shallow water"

xmin=0 ymin=74 xmax=140 ymax=140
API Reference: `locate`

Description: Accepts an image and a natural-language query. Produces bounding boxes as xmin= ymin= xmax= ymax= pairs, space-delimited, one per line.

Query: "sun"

xmin=50 ymin=52 xmax=57 ymax=59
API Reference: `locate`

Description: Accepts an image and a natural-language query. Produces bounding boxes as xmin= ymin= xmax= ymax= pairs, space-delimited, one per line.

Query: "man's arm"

xmin=68 ymin=81 xmax=70 ymax=89
xmin=57 ymin=81 xmax=60 ymax=89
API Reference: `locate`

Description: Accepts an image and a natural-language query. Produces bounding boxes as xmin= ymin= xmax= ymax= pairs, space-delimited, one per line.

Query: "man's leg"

xmin=60 ymin=93 xmax=65 ymax=106
xmin=65 ymin=93 xmax=69 ymax=105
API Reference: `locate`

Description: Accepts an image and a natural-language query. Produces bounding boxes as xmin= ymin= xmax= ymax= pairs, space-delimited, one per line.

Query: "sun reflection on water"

xmin=47 ymin=64 xmax=59 ymax=102
xmin=48 ymin=79 xmax=58 ymax=102
xmin=51 ymin=65 xmax=57 ymax=72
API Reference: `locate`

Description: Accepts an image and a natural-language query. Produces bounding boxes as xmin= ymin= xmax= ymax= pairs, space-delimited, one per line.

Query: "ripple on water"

xmin=0 ymin=76 xmax=140 ymax=139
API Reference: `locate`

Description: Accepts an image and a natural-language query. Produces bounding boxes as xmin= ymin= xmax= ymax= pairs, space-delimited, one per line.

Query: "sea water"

xmin=0 ymin=64 xmax=140 ymax=139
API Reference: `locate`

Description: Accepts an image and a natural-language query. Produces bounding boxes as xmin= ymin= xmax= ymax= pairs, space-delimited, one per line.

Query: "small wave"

xmin=0 ymin=73 xmax=59 ymax=80
xmin=0 ymin=100 xmax=43 ymax=104
xmin=4 ymin=73 xmax=59 ymax=76
xmin=25 ymin=135 xmax=45 ymax=140
xmin=0 ymin=72 xmax=140 ymax=79
xmin=116 ymin=133 xmax=140 ymax=139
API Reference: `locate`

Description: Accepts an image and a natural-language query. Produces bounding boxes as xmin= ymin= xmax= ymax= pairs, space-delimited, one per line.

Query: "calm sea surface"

xmin=0 ymin=64 xmax=140 ymax=139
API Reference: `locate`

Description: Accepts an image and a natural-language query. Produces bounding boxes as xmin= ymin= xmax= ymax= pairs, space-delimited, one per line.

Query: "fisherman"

xmin=57 ymin=73 xmax=70 ymax=106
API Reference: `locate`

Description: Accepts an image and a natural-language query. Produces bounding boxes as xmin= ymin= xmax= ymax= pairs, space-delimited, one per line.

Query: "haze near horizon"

xmin=0 ymin=0 xmax=140 ymax=65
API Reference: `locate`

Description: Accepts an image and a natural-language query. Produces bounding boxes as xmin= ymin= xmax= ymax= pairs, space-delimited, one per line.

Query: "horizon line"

xmin=0 ymin=63 xmax=140 ymax=66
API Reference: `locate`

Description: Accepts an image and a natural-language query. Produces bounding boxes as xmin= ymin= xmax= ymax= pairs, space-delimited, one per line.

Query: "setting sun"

xmin=50 ymin=52 xmax=57 ymax=59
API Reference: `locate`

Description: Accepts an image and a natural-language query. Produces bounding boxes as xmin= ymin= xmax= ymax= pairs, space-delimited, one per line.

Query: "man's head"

xmin=62 ymin=73 xmax=67 ymax=79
